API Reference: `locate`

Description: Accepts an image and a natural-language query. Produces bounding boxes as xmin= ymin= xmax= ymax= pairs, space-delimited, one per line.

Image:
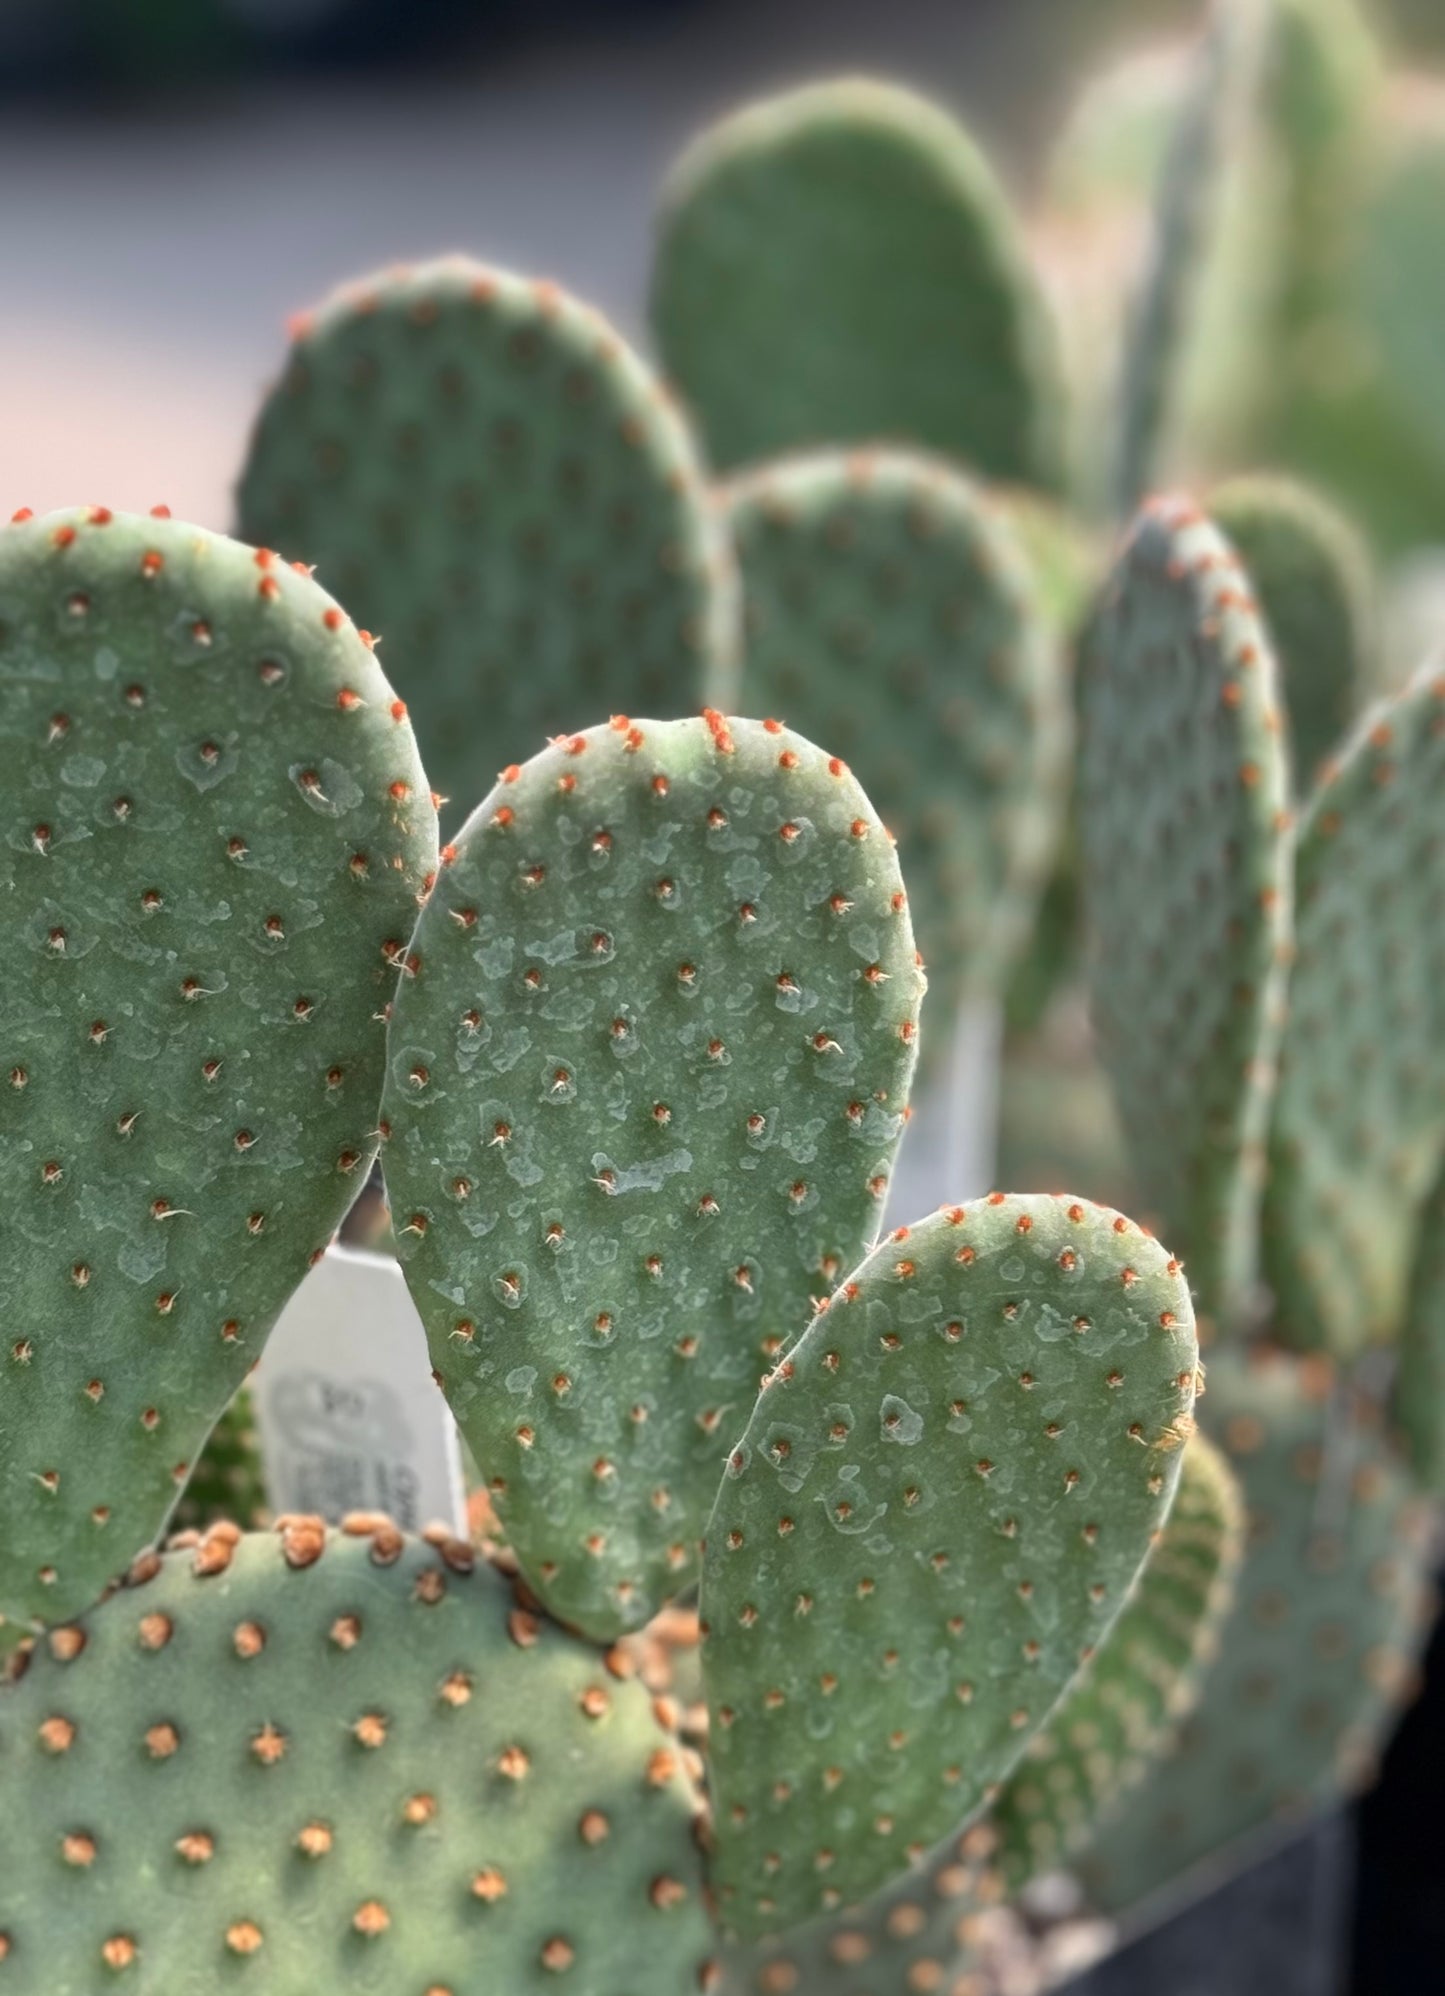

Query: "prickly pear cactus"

xmin=1078 ymin=496 xmax=1291 ymax=1325
xmin=382 ymin=714 xmax=923 ymax=1642
xmin=726 ymin=449 xmax=1067 ymax=1039
xmin=237 ymin=258 xmax=738 ymax=823
xmin=651 ymin=79 xmax=1066 ymax=491
xmin=0 ymin=1517 xmax=716 ymax=1993
xmin=1264 ymin=662 xmax=1445 ymax=1356
xmin=1111 ymin=0 xmax=1251 ymax=515
xmin=0 ymin=506 xmax=437 ymax=1629
xmin=720 ymin=1430 xmax=1240 ymax=1993
xmin=1211 ymin=473 xmax=1377 ymax=788
xmin=702 ymin=1191 xmax=1199 ymax=1937
xmin=1076 ymin=1344 xmax=1436 ymax=1921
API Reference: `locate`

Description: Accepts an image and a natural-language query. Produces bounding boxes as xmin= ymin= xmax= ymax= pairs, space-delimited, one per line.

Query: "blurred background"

xmin=3 ymin=0 xmax=1434 ymax=526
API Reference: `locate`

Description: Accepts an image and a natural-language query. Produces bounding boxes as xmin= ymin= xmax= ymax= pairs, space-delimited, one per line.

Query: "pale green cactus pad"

xmin=237 ymin=257 xmax=737 ymax=824
xmin=0 ymin=506 xmax=436 ymax=1629
xmin=382 ymin=714 xmax=923 ymax=1643
xmin=719 ymin=1429 xmax=1240 ymax=1992
xmin=1076 ymin=1344 xmax=1435 ymax=1921
xmin=1211 ymin=473 xmax=1377 ymax=789
xmin=726 ymin=449 xmax=1067 ymax=1039
xmin=1264 ymin=661 xmax=1445 ymax=1356
xmin=0 ymin=1518 xmax=716 ymax=1994
xmin=1078 ymin=495 xmax=1291 ymax=1325
xmin=702 ymin=1191 xmax=1199 ymax=1937
xmin=1111 ymin=0 xmax=1248 ymax=515
xmin=651 ymin=79 xmax=1066 ymax=490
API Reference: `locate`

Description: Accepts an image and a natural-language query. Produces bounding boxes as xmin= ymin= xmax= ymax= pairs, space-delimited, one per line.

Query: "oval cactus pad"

xmin=382 ymin=714 xmax=924 ymax=1641
xmin=1078 ymin=494 xmax=1292 ymax=1324
xmin=0 ymin=507 xmax=437 ymax=1627
xmin=701 ymin=1191 xmax=1199 ymax=1936
xmin=651 ymin=79 xmax=1066 ymax=490
xmin=237 ymin=258 xmax=737 ymax=824
xmin=0 ymin=1520 xmax=716 ymax=1993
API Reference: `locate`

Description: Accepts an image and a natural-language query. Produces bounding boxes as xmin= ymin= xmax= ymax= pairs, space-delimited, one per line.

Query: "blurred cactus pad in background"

xmin=9 ymin=0 xmax=1445 ymax=1991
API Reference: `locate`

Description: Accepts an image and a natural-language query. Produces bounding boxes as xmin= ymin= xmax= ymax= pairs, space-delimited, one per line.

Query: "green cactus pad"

xmin=719 ymin=1430 xmax=1239 ymax=1992
xmin=1111 ymin=0 xmax=1248 ymax=515
xmin=1076 ymin=1345 xmax=1435 ymax=1921
xmin=0 ymin=506 xmax=437 ymax=1629
xmin=726 ymin=449 xmax=1067 ymax=1036
xmin=1210 ymin=473 xmax=1377 ymax=789
xmin=172 ymin=1389 xmax=269 ymax=1535
xmin=382 ymin=713 xmax=923 ymax=1642
xmin=702 ymin=1190 xmax=1199 ymax=1937
xmin=1078 ymin=494 xmax=1292 ymax=1325
xmin=236 ymin=257 xmax=737 ymax=825
xmin=1264 ymin=662 xmax=1445 ymax=1355
xmin=1395 ymin=1154 xmax=1445 ymax=1492
xmin=0 ymin=1517 xmax=716 ymax=1993
xmin=650 ymin=79 xmax=1066 ymax=490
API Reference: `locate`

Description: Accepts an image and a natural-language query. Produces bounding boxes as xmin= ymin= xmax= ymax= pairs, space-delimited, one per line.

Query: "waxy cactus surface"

xmin=0 ymin=1519 xmax=716 ymax=1994
xmin=652 ymin=79 xmax=1066 ymax=491
xmin=0 ymin=507 xmax=437 ymax=1628
xmin=238 ymin=258 xmax=738 ymax=824
xmin=703 ymin=1191 xmax=1199 ymax=1936
xmin=382 ymin=714 xmax=923 ymax=1642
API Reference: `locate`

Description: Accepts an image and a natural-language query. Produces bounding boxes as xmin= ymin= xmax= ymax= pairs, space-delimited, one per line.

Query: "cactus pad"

xmin=0 ymin=1518 xmax=715 ymax=1992
xmin=1211 ymin=473 xmax=1376 ymax=789
xmin=1076 ymin=1345 xmax=1436 ymax=1920
xmin=1111 ymin=0 xmax=1246 ymax=514
xmin=236 ymin=258 xmax=737 ymax=823
xmin=719 ymin=1430 xmax=1239 ymax=1992
xmin=382 ymin=714 xmax=923 ymax=1642
xmin=726 ymin=449 xmax=1067 ymax=1035
xmin=1263 ymin=662 xmax=1445 ymax=1355
xmin=0 ymin=506 xmax=436 ymax=1628
xmin=650 ymin=79 xmax=1066 ymax=489
xmin=1078 ymin=494 xmax=1292 ymax=1323
xmin=702 ymin=1191 xmax=1199 ymax=1937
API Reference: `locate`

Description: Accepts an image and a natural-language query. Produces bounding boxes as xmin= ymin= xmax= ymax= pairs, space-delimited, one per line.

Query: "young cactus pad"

xmin=1075 ymin=1345 xmax=1435 ymax=1919
xmin=1210 ymin=472 xmax=1377 ymax=789
xmin=726 ymin=449 xmax=1067 ymax=1039
xmin=0 ymin=1518 xmax=716 ymax=1993
xmin=719 ymin=1429 xmax=1239 ymax=1993
xmin=702 ymin=1191 xmax=1199 ymax=1937
xmin=1078 ymin=494 xmax=1291 ymax=1323
xmin=650 ymin=79 xmax=1066 ymax=490
xmin=236 ymin=258 xmax=738 ymax=823
xmin=1264 ymin=661 xmax=1445 ymax=1356
xmin=0 ymin=507 xmax=437 ymax=1628
xmin=381 ymin=714 xmax=924 ymax=1642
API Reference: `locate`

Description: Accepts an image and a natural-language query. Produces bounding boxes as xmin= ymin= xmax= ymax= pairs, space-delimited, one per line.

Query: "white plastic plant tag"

xmin=252 ymin=1244 xmax=466 ymax=1535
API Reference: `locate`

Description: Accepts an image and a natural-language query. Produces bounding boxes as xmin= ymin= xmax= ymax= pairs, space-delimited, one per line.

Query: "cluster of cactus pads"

xmin=7 ymin=0 xmax=1445 ymax=1987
